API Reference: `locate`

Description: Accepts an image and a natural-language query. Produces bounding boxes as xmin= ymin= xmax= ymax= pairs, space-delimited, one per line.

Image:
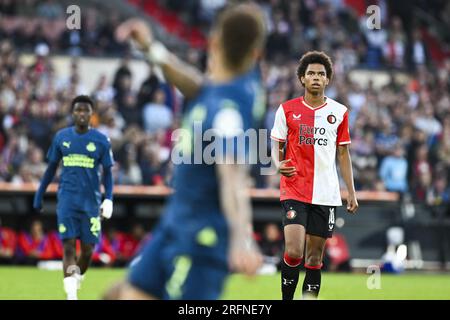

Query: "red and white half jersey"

xmin=271 ymin=96 xmax=351 ymax=206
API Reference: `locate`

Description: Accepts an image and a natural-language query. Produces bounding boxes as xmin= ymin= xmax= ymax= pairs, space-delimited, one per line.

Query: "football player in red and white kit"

xmin=271 ymin=51 xmax=358 ymax=300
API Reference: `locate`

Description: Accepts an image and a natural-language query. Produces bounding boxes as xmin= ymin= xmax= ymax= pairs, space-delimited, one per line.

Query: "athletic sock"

xmin=63 ymin=276 xmax=78 ymax=300
xmin=75 ymin=273 xmax=84 ymax=290
xmin=302 ymin=264 xmax=322 ymax=299
xmin=281 ymin=252 xmax=302 ymax=300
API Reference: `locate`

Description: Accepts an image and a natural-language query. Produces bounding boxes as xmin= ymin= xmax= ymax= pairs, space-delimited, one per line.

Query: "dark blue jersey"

xmin=47 ymin=127 xmax=114 ymax=205
xmin=161 ymin=68 xmax=265 ymax=231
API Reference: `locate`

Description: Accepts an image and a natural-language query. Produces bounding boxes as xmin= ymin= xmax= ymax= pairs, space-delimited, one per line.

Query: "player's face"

xmin=300 ymin=64 xmax=329 ymax=94
xmin=72 ymin=102 xmax=93 ymax=127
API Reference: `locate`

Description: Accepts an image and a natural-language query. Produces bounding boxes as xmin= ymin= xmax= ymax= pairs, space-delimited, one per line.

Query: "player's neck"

xmin=209 ymin=55 xmax=249 ymax=84
xmin=209 ymin=69 xmax=234 ymax=83
xmin=304 ymin=91 xmax=326 ymax=108
xmin=75 ymin=125 xmax=90 ymax=134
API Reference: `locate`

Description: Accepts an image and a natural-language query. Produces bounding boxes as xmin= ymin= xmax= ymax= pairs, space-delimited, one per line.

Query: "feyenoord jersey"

xmin=271 ymin=96 xmax=351 ymax=206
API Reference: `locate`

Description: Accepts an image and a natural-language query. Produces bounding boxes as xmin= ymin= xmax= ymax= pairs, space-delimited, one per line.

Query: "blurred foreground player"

xmin=33 ymin=95 xmax=114 ymax=300
xmin=106 ymin=3 xmax=267 ymax=299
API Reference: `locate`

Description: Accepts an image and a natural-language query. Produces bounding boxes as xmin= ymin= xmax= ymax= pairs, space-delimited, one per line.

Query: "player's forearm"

xmin=33 ymin=162 xmax=58 ymax=207
xmin=103 ymin=166 xmax=114 ymax=200
xmin=159 ymin=56 xmax=205 ymax=100
xmin=338 ymin=146 xmax=356 ymax=195
xmin=118 ymin=19 xmax=204 ymax=99
xmin=216 ymin=163 xmax=253 ymax=243
xmin=271 ymin=141 xmax=280 ymax=168
xmin=271 ymin=140 xmax=285 ymax=169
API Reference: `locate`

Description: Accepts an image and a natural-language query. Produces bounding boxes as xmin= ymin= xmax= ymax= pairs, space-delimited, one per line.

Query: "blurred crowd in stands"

xmin=0 ymin=0 xmax=126 ymax=56
xmin=0 ymin=0 xmax=449 ymax=208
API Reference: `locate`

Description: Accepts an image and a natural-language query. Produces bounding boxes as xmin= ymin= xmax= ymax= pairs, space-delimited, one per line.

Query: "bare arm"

xmin=159 ymin=56 xmax=204 ymax=100
xmin=337 ymin=144 xmax=358 ymax=213
xmin=216 ymin=163 xmax=262 ymax=275
xmin=270 ymin=104 xmax=296 ymax=177
xmin=271 ymin=140 xmax=284 ymax=169
xmin=116 ymin=19 xmax=204 ymax=99
xmin=271 ymin=140 xmax=296 ymax=177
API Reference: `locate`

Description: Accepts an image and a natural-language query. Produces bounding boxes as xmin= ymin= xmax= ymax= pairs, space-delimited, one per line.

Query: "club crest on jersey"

xmin=86 ymin=142 xmax=96 ymax=152
xmin=286 ymin=209 xmax=297 ymax=220
xmin=327 ymin=114 xmax=336 ymax=124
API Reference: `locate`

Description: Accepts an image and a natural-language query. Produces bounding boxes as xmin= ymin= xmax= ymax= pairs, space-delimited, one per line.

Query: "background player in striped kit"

xmin=271 ymin=51 xmax=359 ymax=299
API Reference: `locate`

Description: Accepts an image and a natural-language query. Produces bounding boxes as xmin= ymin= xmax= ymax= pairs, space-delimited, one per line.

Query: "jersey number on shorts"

xmin=90 ymin=217 xmax=101 ymax=237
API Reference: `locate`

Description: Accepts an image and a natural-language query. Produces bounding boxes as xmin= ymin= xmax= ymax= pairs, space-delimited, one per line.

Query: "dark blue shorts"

xmin=56 ymin=201 xmax=101 ymax=244
xmin=128 ymin=225 xmax=229 ymax=300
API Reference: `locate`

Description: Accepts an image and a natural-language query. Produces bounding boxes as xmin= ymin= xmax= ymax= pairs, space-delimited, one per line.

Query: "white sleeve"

xmin=270 ymin=105 xmax=287 ymax=141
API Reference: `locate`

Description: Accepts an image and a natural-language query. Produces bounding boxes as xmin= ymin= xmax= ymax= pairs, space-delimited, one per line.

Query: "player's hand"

xmin=115 ymin=18 xmax=153 ymax=51
xmin=229 ymin=237 xmax=263 ymax=276
xmin=346 ymin=192 xmax=358 ymax=214
xmin=116 ymin=18 xmax=170 ymax=65
xmin=100 ymin=199 xmax=113 ymax=220
xmin=278 ymin=159 xmax=297 ymax=177
xmin=32 ymin=200 xmax=43 ymax=215
xmin=32 ymin=207 xmax=43 ymax=215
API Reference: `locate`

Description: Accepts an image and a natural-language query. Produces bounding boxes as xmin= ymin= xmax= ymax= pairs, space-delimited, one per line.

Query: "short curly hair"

xmin=296 ymin=51 xmax=333 ymax=86
xmin=71 ymin=95 xmax=95 ymax=112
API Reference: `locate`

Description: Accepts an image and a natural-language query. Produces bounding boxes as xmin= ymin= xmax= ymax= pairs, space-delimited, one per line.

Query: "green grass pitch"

xmin=0 ymin=266 xmax=449 ymax=300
